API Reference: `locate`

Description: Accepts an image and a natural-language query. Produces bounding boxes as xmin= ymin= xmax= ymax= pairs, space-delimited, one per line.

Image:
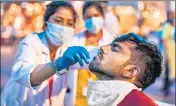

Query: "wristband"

xmin=50 ymin=57 xmax=69 ymax=76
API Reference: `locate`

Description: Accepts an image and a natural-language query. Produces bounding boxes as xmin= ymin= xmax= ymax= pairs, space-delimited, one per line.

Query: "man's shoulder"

xmin=118 ymin=89 xmax=158 ymax=106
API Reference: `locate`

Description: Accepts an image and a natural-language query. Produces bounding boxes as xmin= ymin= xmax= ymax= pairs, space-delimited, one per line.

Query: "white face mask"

xmin=85 ymin=17 xmax=104 ymax=34
xmin=45 ymin=22 xmax=74 ymax=46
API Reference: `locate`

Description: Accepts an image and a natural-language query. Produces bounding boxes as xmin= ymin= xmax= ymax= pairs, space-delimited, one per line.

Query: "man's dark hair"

xmin=99 ymin=1 xmax=108 ymax=4
xmin=44 ymin=1 xmax=78 ymax=23
xmin=114 ymin=32 xmax=163 ymax=90
xmin=83 ymin=1 xmax=104 ymax=16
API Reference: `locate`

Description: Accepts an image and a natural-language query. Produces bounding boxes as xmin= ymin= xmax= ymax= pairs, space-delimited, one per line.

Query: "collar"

xmin=38 ymin=32 xmax=50 ymax=55
xmin=87 ymin=80 xmax=142 ymax=106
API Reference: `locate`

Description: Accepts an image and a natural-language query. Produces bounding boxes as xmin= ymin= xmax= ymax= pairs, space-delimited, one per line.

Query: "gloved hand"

xmin=57 ymin=46 xmax=90 ymax=71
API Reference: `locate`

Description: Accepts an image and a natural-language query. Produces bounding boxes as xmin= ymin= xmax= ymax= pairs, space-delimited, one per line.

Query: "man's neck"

xmin=95 ymin=73 xmax=140 ymax=87
xmin=93 ymin=72 xmax=114 ymax=80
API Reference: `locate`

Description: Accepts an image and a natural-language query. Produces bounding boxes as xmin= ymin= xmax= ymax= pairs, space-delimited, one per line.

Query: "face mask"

xmin=45 ymin=22 xmax=74 ymax=46
xmin=85 ymin=17 xmax=104 ymax=34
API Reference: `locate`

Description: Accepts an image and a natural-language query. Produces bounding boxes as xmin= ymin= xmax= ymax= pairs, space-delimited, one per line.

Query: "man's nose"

xmin=100 ymin=45 xmax=111 ymax=54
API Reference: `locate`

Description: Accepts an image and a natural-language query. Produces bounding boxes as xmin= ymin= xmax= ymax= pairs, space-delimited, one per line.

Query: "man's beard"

xmin=89 ymin=60 xmax=116 ymax=80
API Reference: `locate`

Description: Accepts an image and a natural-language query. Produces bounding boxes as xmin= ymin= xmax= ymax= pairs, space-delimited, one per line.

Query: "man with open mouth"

xmin=58 ymin=32 xmax=163 ymax=106
xmin=86 ymin=32 xmax=162 ymax=106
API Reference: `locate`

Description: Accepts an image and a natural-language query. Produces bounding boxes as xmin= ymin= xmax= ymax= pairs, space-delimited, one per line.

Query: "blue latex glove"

xmin=57 ymin=46 xmax=90 ymax=71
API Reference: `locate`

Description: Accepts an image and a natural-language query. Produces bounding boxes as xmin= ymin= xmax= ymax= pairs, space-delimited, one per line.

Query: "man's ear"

xmin=122 ymin=65 xmax=140 ymax=78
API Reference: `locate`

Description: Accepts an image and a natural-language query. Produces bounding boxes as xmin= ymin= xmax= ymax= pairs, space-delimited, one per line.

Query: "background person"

xmin=161 ymin=9 xmax=175 ymax=97
xmin=74 ymin=1 xmax=115 ymax=106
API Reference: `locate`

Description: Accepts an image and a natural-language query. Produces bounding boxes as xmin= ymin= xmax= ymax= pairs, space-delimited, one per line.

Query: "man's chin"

xmin=89 ymin=59 xmax=100 ymax=73
xmin=89 ymin=60 xmax=114 ymax=80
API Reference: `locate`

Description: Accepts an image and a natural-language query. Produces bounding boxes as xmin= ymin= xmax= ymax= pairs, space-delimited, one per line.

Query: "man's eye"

xmin=111 ymin=43 xmax=119 ymax=51
xmin=112 ymin=43 xmax=117 ymax=47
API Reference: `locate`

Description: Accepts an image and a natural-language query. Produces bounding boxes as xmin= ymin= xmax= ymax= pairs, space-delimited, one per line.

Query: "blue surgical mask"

xmin=45 ymin=22 xmax=74 ymax=46
xmin=85 ymin=17 xmax=104 ymax=34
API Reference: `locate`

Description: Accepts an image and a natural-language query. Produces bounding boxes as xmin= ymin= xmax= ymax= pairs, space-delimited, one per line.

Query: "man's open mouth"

xmin=98 ymin=54 xmax=103 ymax=59
xmin=93 ymin=54 xmax=103 ymax=60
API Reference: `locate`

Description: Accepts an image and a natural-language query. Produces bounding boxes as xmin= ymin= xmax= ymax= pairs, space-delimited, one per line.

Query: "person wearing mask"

xmin=73 ymin=1 xmax=115 ymax=106
xmin=1 ymin=1 xmax=89 ymax=106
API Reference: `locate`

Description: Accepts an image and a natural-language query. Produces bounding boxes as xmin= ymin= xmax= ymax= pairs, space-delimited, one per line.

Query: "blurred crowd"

xmin=1 ymin=0 xmax=175 ymax=100
xmin=1 ymin=1 xmax=175 ymax=39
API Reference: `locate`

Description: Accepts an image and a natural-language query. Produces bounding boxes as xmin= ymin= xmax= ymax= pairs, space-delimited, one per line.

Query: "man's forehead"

xmin=113 ymin=40 xmax=136 ymax=49
xmin=122 ymin=41 xmax=136 ymax=48
xmin=113 ymin=33 xmax=148 ymax=45
xmin=115 ymin=41 xmax=135 ymax=56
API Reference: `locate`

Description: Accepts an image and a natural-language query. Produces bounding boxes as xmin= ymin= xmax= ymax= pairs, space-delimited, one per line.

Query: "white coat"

xmin=1 ymin=32 xmax=99 ymax=106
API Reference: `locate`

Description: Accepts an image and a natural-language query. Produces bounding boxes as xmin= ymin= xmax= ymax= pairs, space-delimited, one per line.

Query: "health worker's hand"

xmin=57 ymin=46 xmax=90 ymax=71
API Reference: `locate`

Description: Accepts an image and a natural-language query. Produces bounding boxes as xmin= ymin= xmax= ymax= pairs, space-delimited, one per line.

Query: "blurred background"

xmin=1 ymin=1 xmax=175 ymax=105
